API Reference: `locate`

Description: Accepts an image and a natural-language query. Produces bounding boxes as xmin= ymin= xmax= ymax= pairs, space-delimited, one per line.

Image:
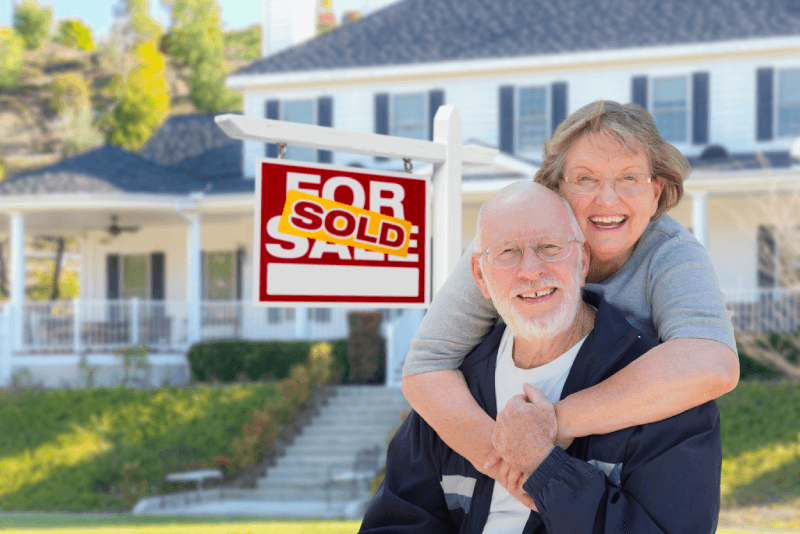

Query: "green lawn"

xmin=0 ymin=515 xmax=361 ymax=533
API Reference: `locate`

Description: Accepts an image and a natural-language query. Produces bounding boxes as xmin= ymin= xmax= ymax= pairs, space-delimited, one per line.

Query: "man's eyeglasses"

xmin=563 ymin=173 xmax=652 ymax=195
xmin=477 ymin=233 xmax=581 ymax=269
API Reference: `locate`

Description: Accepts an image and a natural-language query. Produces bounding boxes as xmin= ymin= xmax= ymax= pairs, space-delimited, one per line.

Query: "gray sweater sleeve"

xmin=647 ymin=237 xmax=737 ymax=353
xmin=402 ymin=240 xmax=500 ymax=376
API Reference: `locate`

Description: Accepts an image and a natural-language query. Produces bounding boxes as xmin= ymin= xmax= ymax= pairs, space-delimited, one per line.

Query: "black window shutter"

xmin=692 ymin=72 xmax=710 ymax=145
xmin=757 ymin=225 xmax=776 ymax=288
xmin=551 ymin=82 xmax=567 ymax=135
xmin=236 ymin=248 xmax=245 ymax=300
xmin=499 ymin=85 xmax=515 ymax=154
xmin=150 ymin=252 xmax=165 ymax=300
xmin=632 ymin=76 xmax=648 ymax=109
xmin=374 ymin=93 xmax=389 ymax=161
xmin=317 ymin=96 xmax=333 ymax=163
xmin=107 ymin=254 xmax=119 ymax=299
xmin=428 ymin=89 xmax=445 ymax=141
xmin=265 ymin=99 xmax=280 ymax=158
xmin=756 ymin=68 xmax=774 ymax=141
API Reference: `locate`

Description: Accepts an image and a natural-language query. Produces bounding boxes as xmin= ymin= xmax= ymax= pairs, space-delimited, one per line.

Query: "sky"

xmin=0 ymin=0 xmax=401 ymax=39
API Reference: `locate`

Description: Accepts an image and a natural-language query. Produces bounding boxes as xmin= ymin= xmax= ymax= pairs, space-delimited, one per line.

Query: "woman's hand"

xmin=483 ymin=450 xmax=537 ymax=511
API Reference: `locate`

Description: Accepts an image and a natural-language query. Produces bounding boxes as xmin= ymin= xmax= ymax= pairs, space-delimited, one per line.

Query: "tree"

xmin=162 ymin=0 xmax=242 ymax=112
xmin=49 ymin=73 xmax=92 ymax=116
xmin=113 ymin=0 xmax=164 ymax=49
xmin=13 ymin=0 xmax=52 ymax=50
xmin=54 ymin=19 xmax=95 ymax=51
xmin=107 ymin=40 xmax=170 ymax=152
xmin=0 ymin=29 xmax=25 ymax=89
xmin=726 ymin=185 xmax=800 ymax=381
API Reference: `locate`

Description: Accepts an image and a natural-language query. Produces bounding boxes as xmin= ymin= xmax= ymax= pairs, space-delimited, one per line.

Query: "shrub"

xmin=0 ymin=30 xmax=25 ymax=89
xmin=54 ymin=19 xmax=95 ymax=51
xmin=737 ymin=331 xmax=799 ymax=380
xmin=49 ymin=72 xmax=92 ymax=116
xmin=187 ymin=339 xmax=355 ymax=384
xmin=13 ymin=0 xmax=52 ymax=50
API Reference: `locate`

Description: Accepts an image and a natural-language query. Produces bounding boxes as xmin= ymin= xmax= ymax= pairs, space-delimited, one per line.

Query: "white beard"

xmin=485 ymin=268 xmax=582 ymax=342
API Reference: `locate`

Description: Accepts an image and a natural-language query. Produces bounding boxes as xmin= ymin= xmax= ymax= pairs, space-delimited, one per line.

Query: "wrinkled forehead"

xmin=565 ymin=130 xmax=651 ymax=172
xmin=481 ymin=188 xmax=575 ymax=244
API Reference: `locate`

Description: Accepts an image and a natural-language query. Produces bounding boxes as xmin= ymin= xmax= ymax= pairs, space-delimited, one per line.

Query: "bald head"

xmin=475 ymin=181 xmax=583 ymax=251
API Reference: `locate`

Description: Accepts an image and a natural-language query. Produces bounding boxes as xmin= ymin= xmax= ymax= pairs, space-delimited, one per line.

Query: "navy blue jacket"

xmin=360 ymin=291 xmax=722 ymax=534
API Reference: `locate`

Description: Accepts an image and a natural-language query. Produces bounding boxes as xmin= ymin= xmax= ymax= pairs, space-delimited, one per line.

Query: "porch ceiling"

xmin=0 ymin=205 xmax=254 ymax=236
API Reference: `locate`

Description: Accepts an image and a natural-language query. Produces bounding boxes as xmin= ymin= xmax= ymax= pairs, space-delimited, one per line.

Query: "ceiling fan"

xmin=101 ymin=215 xmax=140 ymax=243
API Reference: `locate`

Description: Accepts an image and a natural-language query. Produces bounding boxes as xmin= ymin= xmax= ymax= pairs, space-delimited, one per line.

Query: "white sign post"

xmin=215 ymin=105 xmax=497 ymax=299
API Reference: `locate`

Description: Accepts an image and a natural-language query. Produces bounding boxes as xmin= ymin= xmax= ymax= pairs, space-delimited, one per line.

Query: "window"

xmin=778 ymin=69 xmax=800 ymax=138
xmin=283 ymin=100 xmax=316 ymax=161
xmin=652 ymin=77 xmax=688 ymax=143
xmin=308 ymin=308 xmax=332 ymax=323
xmin=517 ymin=86 xmax=548 ymax=151
xmin=122 ymin=255 xmax=149 ymax=299
xmin=205 ymin=252 xmax=235 ymax=301
xmin=267 ymin=308 xmax=295 ymax=325
xmin=392 ymin=93 xmax=426 ymax=140
xmin=267 ymin=308 xmax=282 ymax=324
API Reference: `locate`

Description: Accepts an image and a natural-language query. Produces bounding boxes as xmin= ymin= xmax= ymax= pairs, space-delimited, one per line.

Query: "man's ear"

xmin=471 ymin=253 xmax=493 ymax=299
xmin=579 ymin=242 xmax=591 ymax=287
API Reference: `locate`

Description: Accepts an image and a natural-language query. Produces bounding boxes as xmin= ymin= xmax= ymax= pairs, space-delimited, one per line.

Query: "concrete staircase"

xmin=132 ymin=385 xmax=410 ymax=519
xmin=254 ymin=385 xmax=410 ymax=516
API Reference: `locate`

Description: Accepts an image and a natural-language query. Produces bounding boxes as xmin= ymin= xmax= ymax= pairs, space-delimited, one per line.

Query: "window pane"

xmin=778 ymin=106 xmax=800 ymax=137
xmin=653 ymin=77 xmax=687 ymax=142
xmin=778 ymin=70 xmax=800 ymax=137
xmin=392 ymin=94 xmax=425 ymax=140
xmin=779 ymin=70 xmax=800 ymax=102
xmin=518 ymin=87 xmax=547 ymax=150
xmin=519 ymin=87 xmax=546 ymax=116
xmin=652 ymin=77 xmax=686 ymax=110
xmin=283 ymin=100 xmax=316 ymax=161
xmin=206 ymin=252 xmax=233 ymax=301
xmin=122 ymin=255 xmax=148 ymax=299
xmin=267 ymin=308 xmax=282 ymax=324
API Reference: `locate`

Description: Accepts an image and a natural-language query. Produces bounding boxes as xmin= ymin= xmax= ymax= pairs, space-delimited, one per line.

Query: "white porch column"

xmin=431 ymin=105 xmax=463 ymax=299
xmin=294 ymin=308 xmax=308 ymax=339
xmin=691 ymin=191 xmax=708 ymax=250
xmin=10 ymin=212 xmax=25 ymax=352
xmin=186 ymin=213 xmax=202 ymax=343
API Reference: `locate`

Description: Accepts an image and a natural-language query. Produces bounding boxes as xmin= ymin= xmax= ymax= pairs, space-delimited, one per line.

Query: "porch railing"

xmin=23 ymin=299 xmax=189 ymax=353
xmin=723 ymin=287 xmax=800 ymax=333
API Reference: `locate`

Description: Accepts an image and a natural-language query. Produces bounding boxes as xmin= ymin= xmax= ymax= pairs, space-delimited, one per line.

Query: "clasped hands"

xmin=483 ymin=383 xmax=572 ymax=512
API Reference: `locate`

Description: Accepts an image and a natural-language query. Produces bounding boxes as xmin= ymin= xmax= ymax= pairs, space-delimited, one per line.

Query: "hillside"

xmin=0 ymin=32 xmax=257 ymax=179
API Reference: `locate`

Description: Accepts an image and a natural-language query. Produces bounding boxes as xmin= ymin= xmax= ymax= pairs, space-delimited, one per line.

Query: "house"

xmin=0 ymin=111 xmax=529 ymax=387
xmin=228 ymin=0 xmax=800 ymax=329
xmin=2 ymin=0 xmax=800 ymax=386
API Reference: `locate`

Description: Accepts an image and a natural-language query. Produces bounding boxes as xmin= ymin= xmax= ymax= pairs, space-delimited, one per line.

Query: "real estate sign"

xmin=255 ymin=159 xmax=430 ymax=307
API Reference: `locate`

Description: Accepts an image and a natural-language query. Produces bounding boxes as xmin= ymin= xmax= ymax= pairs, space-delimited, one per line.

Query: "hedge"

xmin=187 ymin=339 xmax=383 ymax=385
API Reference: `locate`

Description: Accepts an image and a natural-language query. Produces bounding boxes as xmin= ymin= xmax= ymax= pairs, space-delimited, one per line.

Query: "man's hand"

xmin=492 ymin=384 xmax=558 ymax=475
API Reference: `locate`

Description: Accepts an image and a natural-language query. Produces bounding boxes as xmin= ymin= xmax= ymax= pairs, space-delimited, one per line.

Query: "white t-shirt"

xmin=482 ymin=327 xmax=588 ymax=534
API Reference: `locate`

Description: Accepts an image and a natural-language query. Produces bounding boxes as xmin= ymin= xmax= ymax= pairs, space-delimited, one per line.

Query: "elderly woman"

xmin=401 ymin=100 xmax=739 ymax=493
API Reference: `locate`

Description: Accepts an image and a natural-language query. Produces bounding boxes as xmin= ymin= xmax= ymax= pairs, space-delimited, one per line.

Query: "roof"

xmin=0 ymin=145 xmax=253 ymax=197
xmin=138 ymin=113 xmax=242 ymax=169
xmin=687 ymin=150 xmax=799 ymax=171
xmin=235 ymin=0 xmax=800 ymax=76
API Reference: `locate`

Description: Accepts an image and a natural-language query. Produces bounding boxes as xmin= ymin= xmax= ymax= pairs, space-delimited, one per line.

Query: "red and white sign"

xmin=254 ymin=158 xmax=430 ymax=307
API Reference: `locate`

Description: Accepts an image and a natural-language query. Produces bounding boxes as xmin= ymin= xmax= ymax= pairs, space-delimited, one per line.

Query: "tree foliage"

xmin=0 ymin=29 xmax=25 ymax=89
xmin=162 ymin=0 xmax=242 ymax=112
xmin=107 ymin=41 xmax=170 ymax=152
xmin=54 ymin=19 xmax=95 ymax=51
xmin=49 ymin=72 xmax=92 ymax=115
xmin=114 ymin=0 xmax=164 ymax=49
xmin=13 ymin=0 xmax=52 ymax=50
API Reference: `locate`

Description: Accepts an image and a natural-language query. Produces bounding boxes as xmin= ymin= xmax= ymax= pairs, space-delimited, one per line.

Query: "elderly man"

xmin=359 ymin=181 xmax=721 ymax=534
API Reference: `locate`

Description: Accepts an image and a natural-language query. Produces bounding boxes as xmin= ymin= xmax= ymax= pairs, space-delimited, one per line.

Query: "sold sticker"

xmin=278 ymin=189 xmax=412 ymax=257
